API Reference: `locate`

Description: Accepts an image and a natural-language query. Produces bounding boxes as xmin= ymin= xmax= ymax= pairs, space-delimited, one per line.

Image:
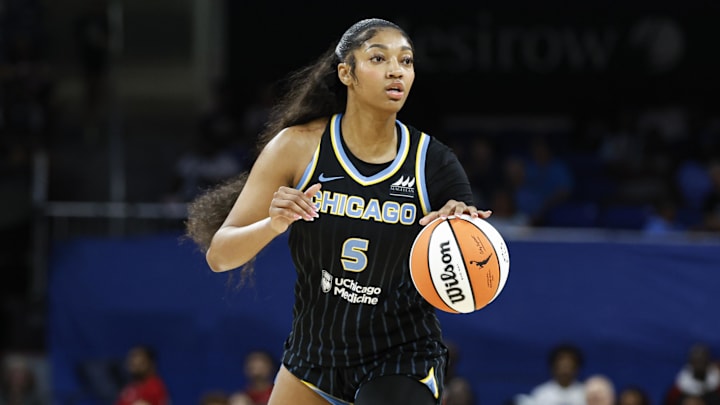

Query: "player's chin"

xmin=379 ymin=100 xmax=407 ymax=114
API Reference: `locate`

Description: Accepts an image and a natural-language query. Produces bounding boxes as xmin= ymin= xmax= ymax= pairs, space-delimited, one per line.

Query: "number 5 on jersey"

xmin=341 ymin=238 xmax=369 ymax=272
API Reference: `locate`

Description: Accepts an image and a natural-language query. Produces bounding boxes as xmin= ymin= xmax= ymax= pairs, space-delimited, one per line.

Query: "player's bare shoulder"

xmin=282 ymin=117 xmax=327 ymax=150
xmin=265 ymin=117 xmax=326 ymax=156
xmin=261 ymin=118 xmax=328 ymax=185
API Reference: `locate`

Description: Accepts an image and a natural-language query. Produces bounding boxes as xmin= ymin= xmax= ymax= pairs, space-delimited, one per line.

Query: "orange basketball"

xmin=409 ymin=215 xmax=510 ymax=314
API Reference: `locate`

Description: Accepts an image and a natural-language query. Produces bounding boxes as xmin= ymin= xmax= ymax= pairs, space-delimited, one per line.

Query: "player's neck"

xmin=340 ymin=111 xmax=398 ymax=164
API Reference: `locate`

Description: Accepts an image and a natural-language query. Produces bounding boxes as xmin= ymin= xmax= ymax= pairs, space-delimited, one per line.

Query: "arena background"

xmin=1 ymin=1 xmax=720 ymax=404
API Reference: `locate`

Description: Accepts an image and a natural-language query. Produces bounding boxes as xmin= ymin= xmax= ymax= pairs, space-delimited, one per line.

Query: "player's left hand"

xmin=419 ymin=200 xmax=491 ymax=226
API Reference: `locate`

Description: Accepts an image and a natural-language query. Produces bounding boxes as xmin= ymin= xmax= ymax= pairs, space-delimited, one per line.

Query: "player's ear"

xmin=338 ymin=62 xmax=352 ymax=86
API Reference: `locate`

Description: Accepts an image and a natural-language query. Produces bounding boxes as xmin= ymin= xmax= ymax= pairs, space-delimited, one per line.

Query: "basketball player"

xmin=185 ymin=18 xmax=491 ymax=405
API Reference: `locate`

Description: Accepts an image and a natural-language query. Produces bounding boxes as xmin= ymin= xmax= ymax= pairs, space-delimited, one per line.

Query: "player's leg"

xmin=355 ymin=374 xmax=438 ymax=405
xmin=268 ymin=365 xmax=329 ymax=405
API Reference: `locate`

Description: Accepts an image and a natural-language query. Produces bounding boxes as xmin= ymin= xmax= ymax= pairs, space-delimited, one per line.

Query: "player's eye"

xmin=401 ymin=56 xmax=414 ymax=66
xmin=370 ymin=55 xmax=385 ymax=63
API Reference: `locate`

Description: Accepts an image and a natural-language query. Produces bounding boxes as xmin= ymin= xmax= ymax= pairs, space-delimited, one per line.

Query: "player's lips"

xmin=385 ymin=82 xmax=405 ymax=100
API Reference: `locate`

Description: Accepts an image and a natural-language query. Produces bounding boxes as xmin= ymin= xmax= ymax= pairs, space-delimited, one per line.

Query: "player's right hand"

xmin=269 ymin=183 xmax=322 ymax=234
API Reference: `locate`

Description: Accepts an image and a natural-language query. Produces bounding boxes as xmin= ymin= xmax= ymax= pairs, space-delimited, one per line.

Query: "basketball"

xmin=409 ymin=215 xmax=510 ymax=314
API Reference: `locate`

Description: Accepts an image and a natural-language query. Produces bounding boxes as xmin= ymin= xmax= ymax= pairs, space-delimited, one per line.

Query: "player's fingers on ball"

xmin=419 ymin=212 xmax=438 ymax=226
xmin=439 ymin=199 xmax=461 ymax=218
xmin=479 ymin=209 xmax=492 ymax=218
xmin=465 ymin=206 xmax=479 ymax=218
xmin=436 ymin=206 xmax=452 ymax=219
xmin=452 ymin=202 xmax=468 ymax=216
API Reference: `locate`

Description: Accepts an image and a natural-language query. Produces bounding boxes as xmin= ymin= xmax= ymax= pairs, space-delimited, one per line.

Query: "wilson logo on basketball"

xmin=389 ymin=176 xmax=415 ymax=198
xmin=439 ymin=241 xmax=467 ymax=304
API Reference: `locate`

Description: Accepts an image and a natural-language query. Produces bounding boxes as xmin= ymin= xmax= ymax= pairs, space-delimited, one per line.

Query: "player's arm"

xmin=206 ymin=125 xmax=322 ymax=272
xmin=419 ymin=138 xmax=491 ymax=225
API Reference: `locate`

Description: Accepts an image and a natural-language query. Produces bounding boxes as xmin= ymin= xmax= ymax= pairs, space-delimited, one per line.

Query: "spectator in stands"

xmin=585 ymin=374 xmax=615 ymax=405
xmin=643 ymin=197 xmax=684 ymax=235
xmin=443 ymin=378 xmax=475 ymax=405
xmin=663 ymin=343 xmax=720 ymax=405
xmin=115 ymin=345 xmax=170 ymax=405
xmin=228 ymin=392 xmax=253 ymax=405
xmin=487 ymin=187 xmax=530 ymax=230
xmin=618 ymin=386 xmax=652 ymax=405
xmin=683 ymin=396 xmax=710 ymax=405
xmin=0 ymin=355 xmax=43 ymax=405
xmin=675 ymin=155 xmax=712 ymax=213
xmin=200 ymin=391 xmax=230 ymax=405
xmin=462 ymin=136 xmax=503 ymax=208
xmin=231 ymin=350 xmax=275 ymax=405
xmin=510 ymin=136 xmax=573 ymax=226
xmin=515 ymin=343 xmax=586 ymax=405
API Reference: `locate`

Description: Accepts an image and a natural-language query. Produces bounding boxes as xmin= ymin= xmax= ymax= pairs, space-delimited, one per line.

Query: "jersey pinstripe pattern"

xmin=282 ymin=113 xmax=447 ymax=403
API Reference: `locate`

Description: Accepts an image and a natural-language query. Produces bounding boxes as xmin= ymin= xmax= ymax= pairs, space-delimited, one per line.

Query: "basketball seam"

xmin=447 ymin=217 xmax=477 ymax=311
xmin=425 ymin=220 xmax=455 ymax=313
xmin=475 ymin=222 xmax=504 ymax=304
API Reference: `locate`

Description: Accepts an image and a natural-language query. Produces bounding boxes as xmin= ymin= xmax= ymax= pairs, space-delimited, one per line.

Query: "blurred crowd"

xmin=3 ymin=341 xmax=719 ymax=405
xmin=0 ymin=346 xmax=277 ymax=405
xmin=446 ymin=106 xmax=720 ymax=235
xmin=508 ymin=342 xmax=720 ymax=405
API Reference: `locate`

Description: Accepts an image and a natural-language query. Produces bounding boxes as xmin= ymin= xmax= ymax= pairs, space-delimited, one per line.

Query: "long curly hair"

xmin=184 ymin=18 xmax=412 ymax=283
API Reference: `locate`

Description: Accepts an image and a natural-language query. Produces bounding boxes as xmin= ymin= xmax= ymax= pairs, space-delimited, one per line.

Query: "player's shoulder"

xmin=264 ymin=117 xmax=328 ymax=155
xmin=278 ymin=117 xmax=328 ymax=145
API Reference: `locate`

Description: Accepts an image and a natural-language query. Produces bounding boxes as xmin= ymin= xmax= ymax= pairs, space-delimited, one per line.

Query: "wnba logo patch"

xmin=321 ymin=270 xmax=333 ymax=293
xmin=390 ymin=176 xmax=415 ymax=198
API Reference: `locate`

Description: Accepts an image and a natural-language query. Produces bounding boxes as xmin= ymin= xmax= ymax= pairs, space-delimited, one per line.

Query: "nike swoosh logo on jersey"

xmin=318 ymin=173 xmax=344 ymax=182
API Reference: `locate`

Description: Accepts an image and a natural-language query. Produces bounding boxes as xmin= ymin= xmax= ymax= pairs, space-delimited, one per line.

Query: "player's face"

xmin=343 ymin=29 xmax=415 ymax=113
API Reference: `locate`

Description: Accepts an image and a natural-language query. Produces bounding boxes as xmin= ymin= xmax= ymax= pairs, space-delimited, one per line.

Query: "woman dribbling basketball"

xmin=185 ymin=18 xmax=491 ymax=405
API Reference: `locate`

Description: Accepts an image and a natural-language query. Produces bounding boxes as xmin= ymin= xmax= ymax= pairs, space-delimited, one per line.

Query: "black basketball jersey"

xmin=283 ymin=113 xmax=448 ymax=368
